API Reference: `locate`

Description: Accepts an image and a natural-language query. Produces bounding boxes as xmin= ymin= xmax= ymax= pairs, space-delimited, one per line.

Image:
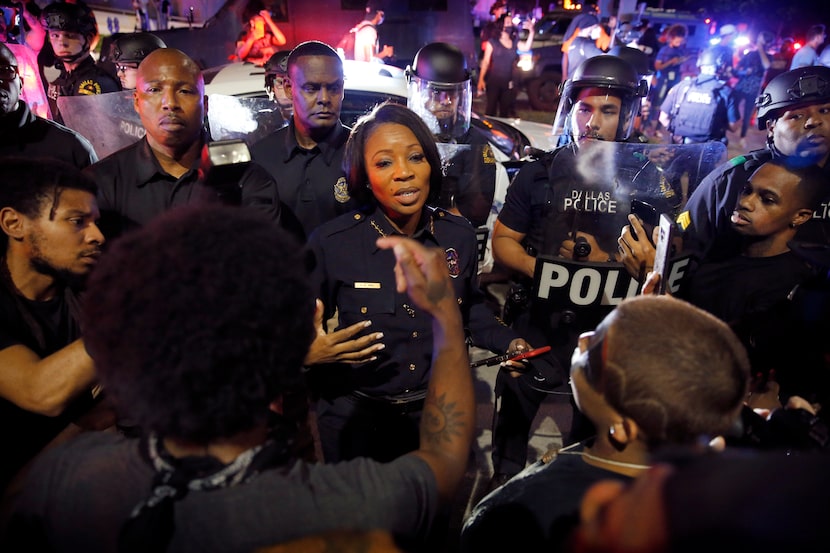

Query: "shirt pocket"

xmin=337 ymin=282 xmax=396 ymax=324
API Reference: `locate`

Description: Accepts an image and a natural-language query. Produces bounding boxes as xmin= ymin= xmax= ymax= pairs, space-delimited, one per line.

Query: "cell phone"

xmin=630 ymin=199 xmax=659 ymax=242
xmin=651 ymin=214 xmax=675 ymax=295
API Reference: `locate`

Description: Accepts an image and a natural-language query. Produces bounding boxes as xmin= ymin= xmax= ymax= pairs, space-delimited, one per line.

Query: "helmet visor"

xmin=407 ymin=75 xmax=471 ymax=141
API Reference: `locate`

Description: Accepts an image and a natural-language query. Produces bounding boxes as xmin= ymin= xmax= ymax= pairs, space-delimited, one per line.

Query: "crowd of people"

xmin=1 ymin=0 xmax=830 ymax=551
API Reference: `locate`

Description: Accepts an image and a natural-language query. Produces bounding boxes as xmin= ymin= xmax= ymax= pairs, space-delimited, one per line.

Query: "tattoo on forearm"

xmin=421 ymin=389 xmax=465 ymax=445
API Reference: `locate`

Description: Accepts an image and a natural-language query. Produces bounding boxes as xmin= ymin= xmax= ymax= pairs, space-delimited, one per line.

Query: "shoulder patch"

xmin=728 ymin=155 xmax=748 ymax=167
xmin=77 ymin=80 xmax=103 ymax=96
xmin=676 ymin=210 xmax=691 ymax=231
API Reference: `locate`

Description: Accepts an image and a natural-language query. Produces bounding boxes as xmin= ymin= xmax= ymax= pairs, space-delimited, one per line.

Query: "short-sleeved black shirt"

xmin=0 ymin=284 xmax=87 ymax=492
xmin=251 ymin=120 xmax=356 ymax=240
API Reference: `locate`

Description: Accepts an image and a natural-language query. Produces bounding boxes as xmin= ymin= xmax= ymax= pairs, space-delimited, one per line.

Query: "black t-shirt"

xmin=0 ymin=284 xmax=88 ymax=492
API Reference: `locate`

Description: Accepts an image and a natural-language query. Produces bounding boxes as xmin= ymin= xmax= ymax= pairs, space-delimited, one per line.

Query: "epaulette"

xmin=429 ymin=207 xmax=475 ymax=233
xmin=316 ymin=210 xmax=366 ymax=238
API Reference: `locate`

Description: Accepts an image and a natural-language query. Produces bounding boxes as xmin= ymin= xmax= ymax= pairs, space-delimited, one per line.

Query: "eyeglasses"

xmin=0 ymin=65 xmax=19 ymax=81
xmin=570 ymin=328 xmax=607 ymax=387
xmin=115 ymin=63 xmax=139 ymax=73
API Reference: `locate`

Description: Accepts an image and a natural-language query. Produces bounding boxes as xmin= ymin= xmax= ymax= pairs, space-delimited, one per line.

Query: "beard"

xmin=29 ymin=233 xmax=92 ymax=289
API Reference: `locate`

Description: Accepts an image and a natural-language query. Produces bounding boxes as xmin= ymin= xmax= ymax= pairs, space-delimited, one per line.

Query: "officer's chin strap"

xmin=56 ymin=36 xmax=91 ymax=66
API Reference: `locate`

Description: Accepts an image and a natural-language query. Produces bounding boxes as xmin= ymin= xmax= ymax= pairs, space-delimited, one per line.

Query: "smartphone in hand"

xmin=630 ymin=199 xmax=659 ymax=242
xmin=652 ymin=214 xmax=675 ymax=295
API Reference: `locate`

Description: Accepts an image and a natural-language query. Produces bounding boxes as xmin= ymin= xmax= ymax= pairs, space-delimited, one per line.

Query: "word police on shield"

xmin=532 ymin=256 xmax=693 ymax=306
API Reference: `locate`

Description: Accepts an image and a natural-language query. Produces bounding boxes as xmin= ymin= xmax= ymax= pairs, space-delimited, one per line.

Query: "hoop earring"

xmin=608 ymin=425 xmax=626 ymax=452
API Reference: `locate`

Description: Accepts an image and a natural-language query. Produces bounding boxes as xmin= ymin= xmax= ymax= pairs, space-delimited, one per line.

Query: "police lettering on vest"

xmin=666 ymin=78 xmax=726 ymax=143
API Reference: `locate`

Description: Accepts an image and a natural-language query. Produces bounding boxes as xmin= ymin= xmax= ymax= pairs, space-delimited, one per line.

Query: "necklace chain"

xmin=556 ymin=443 xmax=651 ymax=471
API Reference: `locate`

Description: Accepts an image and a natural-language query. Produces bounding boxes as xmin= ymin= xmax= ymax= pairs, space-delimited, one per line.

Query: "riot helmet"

xmin=756 ymin=65 xmax=830 ymax=129
xmin=263 ymin=50 xmax=293 ymax=120
xmin=553 ymin=55 xmax=649 ymax=143
xmin=112 ymin=33 xmax=166 ymax=65
xmin=41 ymin=3 xmax=98 ymax=62
xmin=607 ymin=45 xmax=652 ymax=79
xmin=696 ymin=47 xmax=730 ymax=79
xmin=406 ymin=42 xmax=472 ymax=141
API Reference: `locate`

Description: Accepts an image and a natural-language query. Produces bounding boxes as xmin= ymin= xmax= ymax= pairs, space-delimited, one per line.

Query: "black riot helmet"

xmin=112 ymin=33 xmax=166 ymax=65
xmin=553 ymin=55 xmax=649 ymax=142
xmin=755 ymin=65 xmax=830 ymax=129
xmin=696 ymin=47 xmax=730 ymax=78
xmin=41 ymin=3 xmax=98 ymax=62
xmin=263 ymin=50 xmax=293 ymax=120
xmin=406 ymin=42 xmax=472 ymax=141
xmin=263 ymin=50 xmax=290 ymax=90
xmin=607 ymin=45 xmax=652 ymax=78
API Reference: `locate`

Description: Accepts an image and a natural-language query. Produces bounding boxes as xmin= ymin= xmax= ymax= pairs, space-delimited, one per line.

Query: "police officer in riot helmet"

xmin=41 ymin=2 xmax=120 ymax=123
xmin=263 ymin=50 xmax=293 ymax=122
xmin=755 ymin=65 xmax=830 ymax=165
xmin=406 ymin=42 xmax=472 ymax=142
xmin=658 ymin=47 xmax=739 ymax=145
xmin=607 ymin=45 xmax=653 ymax=141
xmin=629 ymin=65 xmax=830 ymax=279
xmin=407 ymin=42 xmax=497 ymax=229
xmin=487 ymin=55 xmax=654 ymax=488
xmin=553 ymin=54 xmax=649 ymax=145
xmin=111 ymin=32 xmax=166 ymax=90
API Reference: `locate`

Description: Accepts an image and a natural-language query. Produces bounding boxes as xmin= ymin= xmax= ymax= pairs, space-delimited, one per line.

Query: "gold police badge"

xmin=334 ymin=176 xmax=350 ymax=204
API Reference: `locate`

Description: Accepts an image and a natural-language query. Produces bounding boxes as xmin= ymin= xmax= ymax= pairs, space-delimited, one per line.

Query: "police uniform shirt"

xmin=47 ymin=56 xmax=120 ymax=124
xmin=679 ymin=149 xmax=830 ymax=262
xmin=86 ymin=136 xmax=280 ymax=239
xmin=251 ymin=119 xmax=356 ymax=241
xmin=499 ymin=145 xmax=671 ymax=257
xmin=0 ymin=100 xmax=97 ymax=168
xmin=308 ymin=205 xmax=516 ymax=398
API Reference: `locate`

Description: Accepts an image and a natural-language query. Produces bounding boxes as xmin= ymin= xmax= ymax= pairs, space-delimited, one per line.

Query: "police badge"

xmin=445 ymin=247 xmax=460 ymax=278
xmin=334 ymin=176 xmax=350 ymax=204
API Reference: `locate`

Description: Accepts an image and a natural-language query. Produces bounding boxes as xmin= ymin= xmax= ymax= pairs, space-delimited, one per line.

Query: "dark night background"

xmin=651 ymin=0 xmax=827 ymax=40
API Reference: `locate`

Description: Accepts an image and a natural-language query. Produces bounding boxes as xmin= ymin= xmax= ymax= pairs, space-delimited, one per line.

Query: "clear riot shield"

xmin=519 ymin=140 xmax=726 ymax=392
xmin=206 ymin=94 xmax=286 ymax=143
xmin=58 ymin=91 xmax=145 ymax=159
xmin=436 ymin=141 xmax=504 ymax=273
xmin=58 ymin=92 xmax=287 ymax=160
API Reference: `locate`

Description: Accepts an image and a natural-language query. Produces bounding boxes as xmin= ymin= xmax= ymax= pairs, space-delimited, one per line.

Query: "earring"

xmin=789 ymin=222 xmax=796 ymax=228
xmin=608 ymin=425 xmax=626 ymax=452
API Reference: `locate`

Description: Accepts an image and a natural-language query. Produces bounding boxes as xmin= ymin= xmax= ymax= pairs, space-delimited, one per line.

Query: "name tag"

xmin=354 ymin=282 xmax=381 ymax=289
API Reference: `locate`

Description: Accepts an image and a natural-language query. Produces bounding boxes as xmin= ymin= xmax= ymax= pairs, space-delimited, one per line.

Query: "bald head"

xmin=133 ymin=48 xmax=207 ymax=155
xmin=0 ymin=43 xmax=21 ymax=116
xmin=136 ymin=48 xmax=204 ymax=94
